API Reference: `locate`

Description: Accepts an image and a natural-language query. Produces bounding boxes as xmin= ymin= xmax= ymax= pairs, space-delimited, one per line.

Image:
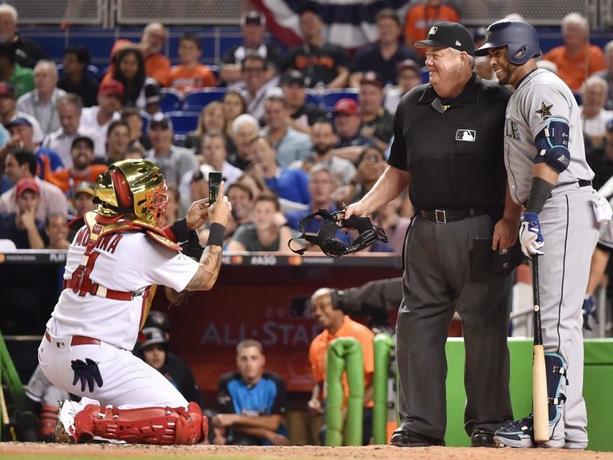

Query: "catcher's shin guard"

xmin=73 ymin=402 xmax=207 ymax=444
xmin=39 ymin=404 xmax=60 ymax=441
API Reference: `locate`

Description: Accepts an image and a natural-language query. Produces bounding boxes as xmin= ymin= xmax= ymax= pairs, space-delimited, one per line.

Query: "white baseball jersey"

xmin=504 ymin=68 xmax=594 ymax=204
xmin=46 ymin=228 xmax=199 ymax=351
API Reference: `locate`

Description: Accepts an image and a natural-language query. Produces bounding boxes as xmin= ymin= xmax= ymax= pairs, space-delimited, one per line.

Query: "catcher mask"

xmin=288 ymin=208 xmax=388 ymax=257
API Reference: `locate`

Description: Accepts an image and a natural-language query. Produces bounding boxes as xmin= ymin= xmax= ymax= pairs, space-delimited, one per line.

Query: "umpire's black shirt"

xmin=388 ymin=73 xmax=511 ymax=210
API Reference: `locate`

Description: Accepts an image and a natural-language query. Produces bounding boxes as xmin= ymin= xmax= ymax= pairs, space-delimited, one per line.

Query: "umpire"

xmin=344 ymin=22 xmax=520 ymax=447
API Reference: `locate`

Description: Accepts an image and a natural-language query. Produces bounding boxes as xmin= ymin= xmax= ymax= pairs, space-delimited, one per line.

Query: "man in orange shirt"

xmin=404 ymin=0 xmax=460 ymax=58
xmin=308 ymin=287 xmax=374 ymax=445
xmin=543 ymin=12 xmax=605 ymax=92
xmin=46 ymin=135 xmax=107 ymax=196
xmin=169 ymin=34 xmax=216 ymax=95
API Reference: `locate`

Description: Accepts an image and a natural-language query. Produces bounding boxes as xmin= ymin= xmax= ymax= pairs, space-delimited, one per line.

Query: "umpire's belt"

xmin=419 ymin=208 xmax=487 ymax=224
xmin=63 ymin=279 xmax=135 ymax=301
xmin=45 ymin=330 xmax=100 ymax=346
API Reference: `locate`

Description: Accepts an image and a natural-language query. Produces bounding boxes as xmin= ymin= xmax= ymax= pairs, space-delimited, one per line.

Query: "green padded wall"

xmin=443 ymin=338 xmax=613 ymax=451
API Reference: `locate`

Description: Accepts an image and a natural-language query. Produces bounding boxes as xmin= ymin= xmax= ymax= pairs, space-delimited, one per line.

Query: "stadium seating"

xmin=168 ymin=111 xmax=199 ymax=143
xmin=183 ymin=88 xmax=227 ymax=111
xmin=160 ymin=88 xmax=183 ymax=113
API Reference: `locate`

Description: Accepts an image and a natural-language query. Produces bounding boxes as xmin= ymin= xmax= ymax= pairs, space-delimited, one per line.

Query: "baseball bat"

xmin=532 ymin=255 xmax=549 ymax=442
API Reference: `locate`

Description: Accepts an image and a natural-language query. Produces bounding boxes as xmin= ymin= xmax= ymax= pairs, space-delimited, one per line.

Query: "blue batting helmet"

xmin=474 ymin=19 xmax=541 ymax=65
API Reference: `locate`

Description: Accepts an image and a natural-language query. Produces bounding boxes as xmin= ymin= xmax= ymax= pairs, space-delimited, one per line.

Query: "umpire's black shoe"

xmin=390 ymin=424 xmax=445 ymax=447
xmin=470 ymin=428 xmax=499 ymax=447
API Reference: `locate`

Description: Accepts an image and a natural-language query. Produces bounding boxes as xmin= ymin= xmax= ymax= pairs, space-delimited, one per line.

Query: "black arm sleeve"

xmin=338 ymin=277 xmax=403 ymax=313
xmin=216 ymin=372 xmax=236 ymax=413
xmin=268 ymin=373 xmax=287 ymax=415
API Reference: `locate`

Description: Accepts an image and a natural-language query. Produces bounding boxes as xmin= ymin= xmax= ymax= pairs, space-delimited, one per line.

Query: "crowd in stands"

xmin=0 ymin=3 xmax=611 ymax=254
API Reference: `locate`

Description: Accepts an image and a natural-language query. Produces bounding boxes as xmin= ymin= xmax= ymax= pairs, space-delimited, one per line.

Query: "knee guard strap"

xmin=545 ymin=352 xmax=568 ymax=424
xmin=74 ymin=402 xmax=207 ymax=445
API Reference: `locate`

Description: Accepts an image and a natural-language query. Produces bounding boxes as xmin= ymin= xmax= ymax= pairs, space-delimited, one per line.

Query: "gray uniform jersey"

xmin=504 ymin=68 xmax=594 ymax=204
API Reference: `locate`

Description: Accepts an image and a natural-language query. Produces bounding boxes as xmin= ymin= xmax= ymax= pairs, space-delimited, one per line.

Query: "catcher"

xmin=37 ymin=159 xmax=231 ymax=444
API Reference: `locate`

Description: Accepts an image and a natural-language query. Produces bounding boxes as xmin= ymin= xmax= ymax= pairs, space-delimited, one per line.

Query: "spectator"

xmin=350 ymin=145 xmax=387 ymax=202
xmin=226 ymin=182 xmax=254 ymax=240
xmin=161 ymin=184 xmax=180 ymax=227
xmin=228 ymin=113 xmax=259 ymax=170
xmin=228 ymin=192 xmax=292 ymax=253
xmin=17 ymin=60 xmax=67 ymax=135
xmin=403 ymin=0 xmax=460 ymax=58
xmin=121 ymin=107 xmax=150 ymax=149
xmin=281 ymin=70 xmax=326 ymax=134
xmin=307 ymin=119 xmax=356 ymax=186
xmin=44 ymin=212 xmax=69 ymax=249
xmin=105 ymin=119 xmax=131 ymax=164
xmin=0 ymin=42 xmax=33 ymax=98
xmin=69 ymin=181 xmax=95 ymax=219
xmin=222 ymin=90 xmax=247 ymax=139
xmin=143 ymin=82 xmax=163 ymax=117
xmin=358 ymin=72 xmax=394 ymax=147
xmin=373 ymin=197 xmax=412 ymax=253
xmin=137 ymin=327 xmax=206 ymax=409
xmin=0 ymin=82 xmax=43 ymax=143
xmin=220 ymin=11 xmax=282 ymax=86
xmin=124 ymin=142 xmax=147 ymax=160
xmin=0 ymin=150 xmax=67 ymax=220
xmin=146 ymin=114 xmax=197 ymax=187
xmin=169 ymin=34 xmax=216 ymax=95
xmin=43 ymin=93 xmax=96 ymax=168
xmin=213 ymin=339 xmax=288 ymax=446
xmin=45 ymin=136 xmax=107 ymax=195
xmin=308 ymin=288 xmax=374 ymax=446
xmin=250 ymin=135 xmax=310 ymax=206
xmin=140 ymin=22 xmax=171 ymax=87
xmin=238 ymin=53 xmax=275 ymax=122
xmin=79 ymin=79 xmax=123 ymax=158
xmin=185 ymin=101 xmax=226 ymax=151
xmin=263 ymin=89 xmax=312 ymax=168
xmin=236 ymin=172 xmax=268 ymax=202
xmin=384 ymin=59 xmax=423 ymax=115
xmin=3 ymin=117 xmax=62 ymax=178
xmin=0 ymin=177 xmax=44 ymax=249
xmin=0 ymin=4 xmax=45 ymax=68
xmin=543 ymin=12 xmax=605 ymax=92
xmin=281 ymin=6 xmax=349 ymax=88
xmin=199 ymin=132 xmax=241 ymax=186
xmin=333 ymin=99 xmax=369 ymax=148
xmin=57 ymin=46 xmax=99 ymax=107
xmin=581 ymin=75 xmax=612 ymax=148
xmin=285 ymin=165 xmax=340 ymax=231
xmin=350 ymin=9 xmax=417 ymax=88
xmin=107 ymin=46 xmax=158 ymax=109
xmin=595 ymin=40 xmax=613 ymax=110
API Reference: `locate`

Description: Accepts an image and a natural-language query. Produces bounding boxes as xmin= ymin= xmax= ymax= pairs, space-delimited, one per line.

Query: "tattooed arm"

xmin=184 ymin=185 xmax=232 ymax=291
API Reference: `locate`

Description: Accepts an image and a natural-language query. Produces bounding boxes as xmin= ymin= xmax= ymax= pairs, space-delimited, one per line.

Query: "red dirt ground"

xmin=2 ymin=443 xmax=613 ymax=460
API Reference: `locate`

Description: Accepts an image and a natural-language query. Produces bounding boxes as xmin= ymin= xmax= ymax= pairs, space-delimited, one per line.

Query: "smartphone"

xmin=208 ymin=171 xmax=223 ymax=203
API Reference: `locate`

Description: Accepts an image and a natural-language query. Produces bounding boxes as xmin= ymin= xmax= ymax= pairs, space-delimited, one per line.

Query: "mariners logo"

xmin=455 ymin=129 xmax=476 ymax=142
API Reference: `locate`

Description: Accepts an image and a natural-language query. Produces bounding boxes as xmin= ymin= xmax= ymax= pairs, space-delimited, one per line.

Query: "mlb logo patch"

xmin=455 ymin=129 xmax=476 ymax=142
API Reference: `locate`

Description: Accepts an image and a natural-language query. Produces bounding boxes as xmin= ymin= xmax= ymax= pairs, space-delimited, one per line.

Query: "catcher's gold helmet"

xmin=94 ymin=159 xmax=168 ymax=226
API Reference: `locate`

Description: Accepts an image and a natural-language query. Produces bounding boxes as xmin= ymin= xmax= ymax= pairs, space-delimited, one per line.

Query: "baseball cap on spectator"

xmin=0 ymin=82 xmax=15 ymax=98
xmin=241 ymin=10 xmax=265 ymax=27
xmin=397 ymin=59 xmax=421 ymax=74
xmin=74 ymin=181 xmax=95 ymax=197
xmin=606 ymin=118 xmax=613 ymax=133
xmin=333 ymin=98 xmax=359 ymax=116
xmin=415 ymin=22 xmax=476 ymax=55
xmin=140 ymin=327 xmax=168 ymax=350
xmin=359 ymin=71 xmax=383 ymax=89
xmin=98 ymin=79 xmax=124 ymax=97
xmin=5 ymin=117 xmax=33 ymax=129
xmin=265 ymin=86 xmax=284 ymax=101
xmin=281 ymin=69 xmax=306 ymax=87
xmin=16 ymin=177 xmax=39 ymax=198
xmin=145 ymin=84 xmax=161 ymax=105
xmin=149 ymin=113 xmax=171 ymax=130
xmin=71 ymin=135 xmax=95 ymax=151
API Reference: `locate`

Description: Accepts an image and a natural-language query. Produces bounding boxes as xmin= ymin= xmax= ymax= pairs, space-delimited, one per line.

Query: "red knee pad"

xmin=74 ymin=402 xmax=207 ymax=445
xmin=39 ymin=404 xmax=59 ymax=440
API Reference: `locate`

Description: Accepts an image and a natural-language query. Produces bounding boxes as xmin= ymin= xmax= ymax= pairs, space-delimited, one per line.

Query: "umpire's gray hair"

xmin=231 ymin=113 xmax=259 ymax=135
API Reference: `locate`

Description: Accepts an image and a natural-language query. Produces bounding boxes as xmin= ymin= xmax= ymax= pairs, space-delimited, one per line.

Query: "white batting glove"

xmin=519 ymin=211 xmax=544 ymax=257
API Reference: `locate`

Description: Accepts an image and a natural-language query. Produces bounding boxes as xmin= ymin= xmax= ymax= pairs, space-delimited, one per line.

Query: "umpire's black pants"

xmin=396 ymin=214 xmax=513 ymax=441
